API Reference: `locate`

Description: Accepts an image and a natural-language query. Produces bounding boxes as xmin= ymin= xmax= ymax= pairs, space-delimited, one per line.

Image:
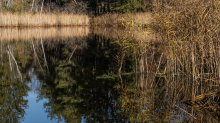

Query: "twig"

xmin=175 ymin=105 xmax=197 ymax=120
xmin=156 ymin=53 xmax=163 ymax=73
xmin=74 ymin=0 xmax=77 ymax=4
xmin=68 ymin=46 xmax=78 ymax=62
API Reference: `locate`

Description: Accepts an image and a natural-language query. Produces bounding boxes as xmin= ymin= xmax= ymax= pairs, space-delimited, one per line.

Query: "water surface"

xmin=0 ymin=27 xmax=220 ymax=123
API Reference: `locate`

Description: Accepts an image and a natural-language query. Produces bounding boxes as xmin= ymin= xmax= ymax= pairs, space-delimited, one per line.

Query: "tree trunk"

xmin=31 ymin=0 xmax=35 ymax=12
xmin=96 ymin=0 xmax=99 ymax=15
xmin=40 ymin=0 xmax=44 ymax=18
xmin=107 ymin=0 xmax=110 ymax=12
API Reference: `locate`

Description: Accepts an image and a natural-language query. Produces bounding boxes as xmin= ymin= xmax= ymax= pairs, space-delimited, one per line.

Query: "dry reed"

xmin=0 ymin=12 xmax=90 ymax=27
xmin=149 ymin=0 xmax=220 ymax=78
xmin=115 ymin=0 xmax=220 ymax=122
xmin=93 ymin=12 xmax=152 ymax=27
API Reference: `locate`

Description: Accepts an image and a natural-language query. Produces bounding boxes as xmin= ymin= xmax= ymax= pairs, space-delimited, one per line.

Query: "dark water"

xmin=0 ymin=27 xmax=220 ymax=123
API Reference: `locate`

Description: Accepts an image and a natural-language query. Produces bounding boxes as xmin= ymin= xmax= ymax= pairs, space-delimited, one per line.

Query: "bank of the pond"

xmin=0 ymin=12 xmax=151 ymax=28
xmin=92 ymin=12 xmax=151 ymax=28
xmin=0 ymin=12 xmax=90 ymax=27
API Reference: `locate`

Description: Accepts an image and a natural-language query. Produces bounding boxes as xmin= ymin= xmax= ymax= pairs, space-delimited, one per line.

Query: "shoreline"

xmin=0 ymin=24 xmax=90 ymax=28
xmin=0 ymin=12 xmax=151 ymax=28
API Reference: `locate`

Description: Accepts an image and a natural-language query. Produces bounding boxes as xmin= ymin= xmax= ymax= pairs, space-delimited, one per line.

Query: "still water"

xmin=0 ymin=27 xmax=220 ymax=123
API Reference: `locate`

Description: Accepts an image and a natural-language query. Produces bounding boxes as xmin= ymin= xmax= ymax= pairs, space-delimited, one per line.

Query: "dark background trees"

xmin=0 ymin=0 xmax=152 ymax=14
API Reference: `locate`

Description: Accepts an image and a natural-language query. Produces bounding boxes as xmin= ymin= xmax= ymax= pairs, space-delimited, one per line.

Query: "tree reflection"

xmin=37 ymin=35 xmax=131 ymax=122
xmin=0 ymin=62 xmax=29 ymax=123
xmin=3 ymin=31 xmax=220 ymax=123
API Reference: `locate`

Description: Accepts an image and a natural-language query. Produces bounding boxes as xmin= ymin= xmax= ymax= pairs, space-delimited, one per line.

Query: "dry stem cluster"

xmin=93 ymin=12 xmax=152 ymax=27
xmin=0 ymin=12 xmax=89 ymax=27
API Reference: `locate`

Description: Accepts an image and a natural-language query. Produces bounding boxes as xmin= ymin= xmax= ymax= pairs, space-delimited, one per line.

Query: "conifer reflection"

xmin=37 ymin=35 xmax=130 ymax=122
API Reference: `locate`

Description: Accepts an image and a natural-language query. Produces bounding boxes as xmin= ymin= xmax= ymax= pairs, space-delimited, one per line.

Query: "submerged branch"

xmin=69 ymin=46 xmax=78 ymax=62
xmin=174 ymin=105 xmax=197 ymax=120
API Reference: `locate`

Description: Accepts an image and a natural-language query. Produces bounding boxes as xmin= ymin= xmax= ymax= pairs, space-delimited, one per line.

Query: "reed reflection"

xmin=1 ymin=26 xmax=220 ymax=123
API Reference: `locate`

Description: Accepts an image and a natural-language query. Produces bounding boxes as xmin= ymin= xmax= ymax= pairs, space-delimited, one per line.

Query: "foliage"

xmin=14 ymin=0 xmax=31 ymax=12
xmin=113 ymin=0 xmax=146 ymax=13
xmin=0 ymin=0 xmax=148 ymax=14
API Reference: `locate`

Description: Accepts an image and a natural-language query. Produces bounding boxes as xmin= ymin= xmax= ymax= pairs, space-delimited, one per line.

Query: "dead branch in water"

xmin=69 ymin=46 xmax=78 ymax=62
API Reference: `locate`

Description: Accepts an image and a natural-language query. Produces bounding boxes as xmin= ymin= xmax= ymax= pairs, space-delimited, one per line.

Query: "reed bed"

xmin=93 ymin=12 xmax=152 ymax=27
xmin=0 ymin=27 xmax=90 ymax=41
xmin=0 ymin=12 xmax=90 ymax=27
xmin=149 ymin=0 xmax=220 ymax=79
xmin=114 ymin=0 xmax=220 ymax=122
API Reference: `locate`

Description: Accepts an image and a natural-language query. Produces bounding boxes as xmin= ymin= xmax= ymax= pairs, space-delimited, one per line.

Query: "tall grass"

xmin=114 ymin=0 xmax=220 ymax=121
xmin=93 ymin=12 xmax=152 ymax=27
xmin=0 ymin=12 xmax=151 ymax=27
xmin=149 ymin=0 xmax=220 ymax=79
xmin=0 ymin=12 xmax=90 ymax=27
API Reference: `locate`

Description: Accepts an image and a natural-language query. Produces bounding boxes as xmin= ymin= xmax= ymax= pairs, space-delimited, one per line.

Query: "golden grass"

xmin=93 ymin=12 xmax=152 ymax=27
xmin=0 ymin=27 xmax=90 ymax=41
xmin=0 ymin=12 xmax=151 ymax=27
xmin=0 ymin=12 xmax=90 ymax=27
xmin=149 ymin=0 xmax=220 ymax=78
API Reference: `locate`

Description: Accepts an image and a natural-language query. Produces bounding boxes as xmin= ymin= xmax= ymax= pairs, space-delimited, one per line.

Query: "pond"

xmin=0 ymin=27 xmax=220 ymax=123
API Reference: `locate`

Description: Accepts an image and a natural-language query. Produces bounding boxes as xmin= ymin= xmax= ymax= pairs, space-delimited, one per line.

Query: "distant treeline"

xmin=0 ymin=0 xmax=154 ymax=15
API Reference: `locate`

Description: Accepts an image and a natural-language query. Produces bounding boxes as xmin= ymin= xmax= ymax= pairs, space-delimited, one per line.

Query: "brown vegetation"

xmin=92 ymin=12 xmax=152 ymax=27
xmin=113 ymin=0 xmax=220 ymax=122
xmin=0 ymin=11 xmax=152 ymax=27
xmin=0 ymin=12 xmax=89 ymax=27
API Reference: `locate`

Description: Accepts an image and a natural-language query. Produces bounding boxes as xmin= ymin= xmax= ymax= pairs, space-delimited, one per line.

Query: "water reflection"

xmin=0 ymin=27 xmax=89 ymax=41
xmin=0 ymin=27 xmax=220 ymax=123
xmin=36 ymin=34 xmax=128 ymax=122
xmin=0 ymin=63 xmax=29 ymax=123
